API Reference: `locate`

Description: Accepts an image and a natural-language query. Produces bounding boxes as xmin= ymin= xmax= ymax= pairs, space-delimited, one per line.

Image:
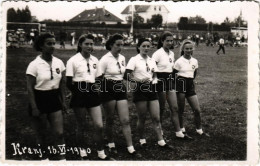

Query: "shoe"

xmin=108 ymin=147 xmax=118 ymax=154
xmin=176 ymin=134 xmax=193 ymax=140
xmin=198 ymin=132 xmax=210 ymax=137
xmin=128 ymin=151 xmax=142 ymax=158
xmin=159 ymin=144 xmax=174 ymax=150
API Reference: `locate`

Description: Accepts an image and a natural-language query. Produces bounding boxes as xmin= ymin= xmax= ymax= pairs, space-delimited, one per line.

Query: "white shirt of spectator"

xmin=66 ymin=52 xmax=98 ymax=83
xmin=174 ymin=56 xmax=198 ymax=78
xmin=97 ymin=52 xmax=126 ymax=81
xmin=26 ymin=55 xmax=65 ymax=90
xmin=219 ymin=38 xmax=225 ymax=44
xmin=152 ymin=47 xmax=175 ymax=73
xmin=126 ymin=54 xmax=158 ymax=82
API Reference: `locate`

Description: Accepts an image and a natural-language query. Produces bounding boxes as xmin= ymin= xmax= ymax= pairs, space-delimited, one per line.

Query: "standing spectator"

xmin=71 ymin=32 xmax=76 ymax=46
xmin=26 ymin=33 xmax=67 ymax=160
xmin=216 ymin=37 xmax=225 ymax=55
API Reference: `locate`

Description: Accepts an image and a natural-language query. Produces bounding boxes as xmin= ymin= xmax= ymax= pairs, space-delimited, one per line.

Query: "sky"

xmin=2 ymin=1 xmax=258 ymax=24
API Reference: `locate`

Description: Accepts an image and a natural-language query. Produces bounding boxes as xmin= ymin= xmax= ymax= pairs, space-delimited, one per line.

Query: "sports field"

xmin=5 ymin=44 xmax=247 ymax=160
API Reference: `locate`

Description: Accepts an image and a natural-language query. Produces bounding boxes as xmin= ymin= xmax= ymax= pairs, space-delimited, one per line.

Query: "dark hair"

xmin=136 ymin=38 xmax=151 ymax=53
xmin=157 ymin=31 xmax=173 ymax=49
xmin=77 ymin=34 xmax=95 ymax=53
xmin=180 ymin=39 xmax=194 ymax=56
xmin=105 ymin=33 xmax=123 ymax=50
xmin=33 ymin=33 xmax=55 ymax=52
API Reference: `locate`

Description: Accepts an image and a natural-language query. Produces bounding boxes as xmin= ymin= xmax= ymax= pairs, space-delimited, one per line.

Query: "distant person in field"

xmin=26 ymin=33 xmax=68 ymax=160
xmin=152 ymin=31 xmax=192 ymax=140
xmin=124 ymin=38 xmax=174 ymax=150
xmin=96 ymin=34 xmax=141 ymax=158
xmin=216 ymin=36 xmax=225 ymax=55
xmin=174 ymin=39 xmax=210 ymax=138
xmin=66 ymin=34 xmax=112 ymax=160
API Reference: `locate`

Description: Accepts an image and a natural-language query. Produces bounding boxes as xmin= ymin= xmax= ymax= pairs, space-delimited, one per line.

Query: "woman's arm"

xmin=59 ymin=72 xmax=68 ymax=114
xmin=26 ymin=75 xmax=40 ymax=117
xmin=66 ymin=76 xmax=73 ymax=91
xmin=194 ymin=69 xmax=197 ymax=79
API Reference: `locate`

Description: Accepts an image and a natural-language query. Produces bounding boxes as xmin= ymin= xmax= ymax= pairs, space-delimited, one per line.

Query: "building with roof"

xmin=121 ymin=5 xmax=169 ymax=24
xmin=69 ymin=7 xmax=123 ymax=24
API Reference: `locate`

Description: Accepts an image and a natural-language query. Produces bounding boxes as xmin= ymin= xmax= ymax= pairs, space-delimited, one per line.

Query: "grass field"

xmin=5 ymin=44 xmax=247 ymax=160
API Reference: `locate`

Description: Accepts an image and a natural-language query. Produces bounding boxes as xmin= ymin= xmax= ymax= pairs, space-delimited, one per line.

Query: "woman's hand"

xmin=62 ymin=102 xmax=69 ymax=115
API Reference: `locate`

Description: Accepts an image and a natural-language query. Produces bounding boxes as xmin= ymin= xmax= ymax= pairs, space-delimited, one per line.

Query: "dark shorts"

xmin=132 ymin=82 xmax=158 ymax=102
xmin=176 ymin=76 xmax=196 ymax=97
xmin=28 ymin=89 xmax=62 ymax=115
xmin=70 ymin=82 xmax=101 ymax=108
xmin=100 ymin=79 xmax=127 ymax=102
xmin=156 ymin=72 xmax=175 ymax=92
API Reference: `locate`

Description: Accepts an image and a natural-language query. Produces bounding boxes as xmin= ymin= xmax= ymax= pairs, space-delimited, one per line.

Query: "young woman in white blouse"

xmin=97 ymin=34 xmax=140 ymax=158
xmin=174 ymin=39 xmax=210 ymax=137
xmin=152 ymin=31 xmax=192 ymax=140
xmin=26 ymin=33 xmax=67 ymax=160
xmin=124 ymin=38 xmax=173 ymax=150
xmin=66 ymin=34 xmax=111 ymax=160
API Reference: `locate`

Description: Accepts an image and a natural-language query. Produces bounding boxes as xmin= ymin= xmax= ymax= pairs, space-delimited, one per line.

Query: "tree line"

xmin=7 ymin=6 xmax=34 ymax=22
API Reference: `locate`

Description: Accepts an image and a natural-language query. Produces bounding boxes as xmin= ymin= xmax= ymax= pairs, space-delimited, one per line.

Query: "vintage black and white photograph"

xmin=2 ymin=0 xmax=259 ymax=164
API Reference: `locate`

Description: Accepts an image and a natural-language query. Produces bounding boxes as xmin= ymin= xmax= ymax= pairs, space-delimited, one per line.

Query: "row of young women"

xmin=26 ymin=31 xmax=209 ymax=160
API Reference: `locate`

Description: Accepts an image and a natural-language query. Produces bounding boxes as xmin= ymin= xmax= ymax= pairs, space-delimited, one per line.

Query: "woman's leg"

xmin=135 ymin=101 xmax=148 ymax=141
xmin=103 ymin=100 xmax=116 ymax=147
xmin=186 ymin=95 xmax=202 ymax=130
xmin=116 ymin=100 xmax=133 ymax=147
xmin=88 ymin=106 xmax=105 ymax=152
xmin=157 ymin=92 xmax=166 ymax=124
xmin=148 ymin=100 xmax=163 ymax=141
xmin=177 ymin=93 xmax=186 ymax=129
xmin=73 ymin=107 xmax=87 ymax=147
xmin=30 ymin=115 xmax=48 ymax=159
xmin=166 ymin=90 xmax=181 ymax=132
xmin=47 ymin=110 xmax=65 ymax=159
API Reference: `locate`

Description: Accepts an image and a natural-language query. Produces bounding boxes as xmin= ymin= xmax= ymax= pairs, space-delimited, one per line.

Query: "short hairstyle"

xmin=157 ymin=31 xmax=173 ymax=49
xmin=136 ymin=38 xmax=151 ymax=53
xmin=33 ymin=33 xmax=55 ymax=52
xmin=105 ymin=33 xmax=123 ymax=51
xmin=76 ymin=34 xmax=95 ymax=53
xmin=180 ymin=39 xmax=194 ymax=56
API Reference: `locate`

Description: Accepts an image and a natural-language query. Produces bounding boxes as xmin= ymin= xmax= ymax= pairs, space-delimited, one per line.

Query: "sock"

xmin=158 ymin=139 xmax=166 ymax=146
xmin=139 ymin=139 xmax=146 ymax=145
xmin=181 ymin=128 xmax=186 ymax=133
xmin=127 ymin=146 xmax=135 ymax=153
xmin=108 ymin=142 xmax=115 ymax=148
xmin=161 ymin=130 xmax=164 ymax=136
xmin=97 ymin=150 xmax=107 ymax=159
xmin=176 ymin=131 xmax=185 ymax=138
xmin=196 ymin=129 xmax=203 ymax=135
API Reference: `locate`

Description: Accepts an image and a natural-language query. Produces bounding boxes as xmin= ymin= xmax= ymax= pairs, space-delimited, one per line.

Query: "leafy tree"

xmin=178 ymin=17 xmax=188 ymax=24
xmin=188 ymin=15 xmax=206 ymax=24
xmin=7 ymin=8 xmax=17 ymax=22
xmin=127 ymin=13 xmax=144 ymax=25
xmin=150 ymin=14 xmax=163 ymax=27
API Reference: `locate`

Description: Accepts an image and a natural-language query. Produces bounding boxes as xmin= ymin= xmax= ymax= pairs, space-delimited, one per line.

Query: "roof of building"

xmin=69 ymin=8 xmax=123 ymax=22
xmin=121 ymin=5 xmax=169 ymax=14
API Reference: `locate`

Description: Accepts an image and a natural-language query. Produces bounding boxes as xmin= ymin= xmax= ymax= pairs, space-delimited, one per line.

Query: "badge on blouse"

xmin=169 ymin=58 xmax=172 ymax=63
xmin=192 ymin=65 xmax=195 ymax=69
xmin=121 ymin=61 xmax=124 ymax=66
xmin=56 ymin=68 xmax=60 ymax=74
xmin=151 ymin=68 xmax=155 ymax=72
xmin=93 ymin=64 xmax=96 ymax=69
